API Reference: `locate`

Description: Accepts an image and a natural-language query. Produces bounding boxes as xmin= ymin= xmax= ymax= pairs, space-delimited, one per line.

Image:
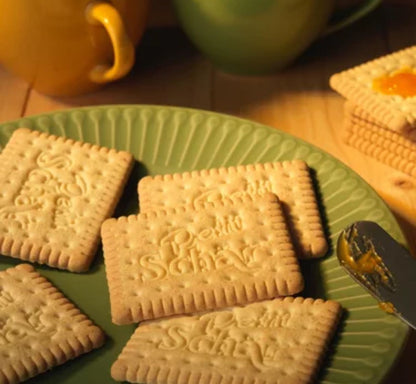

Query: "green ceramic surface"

xmin=172 ymin=0 xmax=382 ymax=75
xmin=0 ymin=105 xmax=408 ymax=384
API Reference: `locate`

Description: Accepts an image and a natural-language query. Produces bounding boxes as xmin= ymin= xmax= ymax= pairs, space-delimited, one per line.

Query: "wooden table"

xmin=0 ymin=1 xmax=415 ymax=383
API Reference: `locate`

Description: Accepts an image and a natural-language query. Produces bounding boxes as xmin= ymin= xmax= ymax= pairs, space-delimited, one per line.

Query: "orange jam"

xmin=379 ymin=301 xmax=396 ymax=314
xmin=338 ymin=226 xmax=388 ymax=279
xmin=373 ymin=68 xmax=416 ymax=97
xmin=338 ymin=225 xmax=396 ymax=293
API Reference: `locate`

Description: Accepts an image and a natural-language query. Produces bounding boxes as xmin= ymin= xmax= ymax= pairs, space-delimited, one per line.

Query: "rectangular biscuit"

xmin=101 ymin=193 xmax=304 ymax=324
xmin=138 ymin=160 xmax=327 ymax=259
xmin=0 ymin=264 xmax=105 ymax=384
xmin=0 ymin=128 xmax=134 ymax=272
xmin=330 ymin=45 xmax=416 ymax=135
xmin=343 ymin=101 xmax=416 ymax=177
xmin=111 ymin=297 xmax=342 ymax=384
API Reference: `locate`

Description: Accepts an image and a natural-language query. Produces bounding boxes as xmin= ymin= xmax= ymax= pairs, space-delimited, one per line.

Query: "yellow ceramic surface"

xmin=0 ymin=0 xmax=149 ymax=96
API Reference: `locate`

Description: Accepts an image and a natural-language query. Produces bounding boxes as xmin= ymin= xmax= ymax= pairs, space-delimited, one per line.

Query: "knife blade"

xmin=337 ymin=220 xmax=416 ymax=330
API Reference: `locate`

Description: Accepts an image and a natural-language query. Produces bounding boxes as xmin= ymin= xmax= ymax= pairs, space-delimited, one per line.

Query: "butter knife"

xmin=337 ymin=220 xmax=416 ymax=330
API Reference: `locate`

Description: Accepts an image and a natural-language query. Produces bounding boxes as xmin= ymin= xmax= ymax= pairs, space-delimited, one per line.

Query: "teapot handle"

xmin=323 ymin=0 xmax=382 ymax=36
xmin=86 ymin=1 xmax=135 ymax=83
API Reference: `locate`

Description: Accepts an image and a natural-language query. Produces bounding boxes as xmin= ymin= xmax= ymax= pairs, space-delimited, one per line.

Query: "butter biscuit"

xmin=111 ymin=297 xmax=341 ymax=384
xmin=0 ymin=264 xmax=105 ymax=384
xmin=0 ymin=128 xmax=134 ymax=272
xmin=138 ymin=160 xmax=327 ymax=259
xmin=102 ymin=193 xmax=304 ymax=324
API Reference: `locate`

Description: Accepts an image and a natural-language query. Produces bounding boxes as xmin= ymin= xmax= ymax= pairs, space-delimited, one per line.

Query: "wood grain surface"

xmin=0 ymin=1 xmax=415 ymax=383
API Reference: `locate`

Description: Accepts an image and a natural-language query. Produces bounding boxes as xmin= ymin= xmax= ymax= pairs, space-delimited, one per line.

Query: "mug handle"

xmin=86 ymin=1 xmax=135 ymax=83
xmin=323 ymin=0 xmax=382 ymax=36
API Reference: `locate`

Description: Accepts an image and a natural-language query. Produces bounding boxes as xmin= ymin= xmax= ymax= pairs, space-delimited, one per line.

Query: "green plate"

xmin=0 ymin=105 xmax=408 ymax=384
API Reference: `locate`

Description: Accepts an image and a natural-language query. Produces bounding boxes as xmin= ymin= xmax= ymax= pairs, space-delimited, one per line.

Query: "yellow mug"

xmin=0 ymin=0 xmax=149 ymax=96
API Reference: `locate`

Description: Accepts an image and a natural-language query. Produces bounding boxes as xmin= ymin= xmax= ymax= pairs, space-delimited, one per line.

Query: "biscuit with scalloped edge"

xmin=330 ymin=45 xmax=416 ymax=135
xmin=0 ymin=264 xmax=105 ymax=384
xmin=111 ymin=297 xmax=341 ymax=384
xmin=0 ymin=128 xmax=133 ymax=272
xmin=101 ymin=193 xmax=304 ymax=324
xmin=343 ymin=101 xmax=416 ymax=177
xmin=138 ymin=160 xmax=327 ymax=259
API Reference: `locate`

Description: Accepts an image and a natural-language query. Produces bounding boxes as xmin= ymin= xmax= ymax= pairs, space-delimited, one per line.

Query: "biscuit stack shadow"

xmin=330 ymin=45 xmax=416 ymax=177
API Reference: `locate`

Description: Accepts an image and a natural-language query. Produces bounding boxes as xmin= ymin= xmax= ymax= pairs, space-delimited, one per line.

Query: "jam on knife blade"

xmin=337 ymin=222 xmax=396 ymax=296
xmin=337 ymin=221 xmax=416 ymax=330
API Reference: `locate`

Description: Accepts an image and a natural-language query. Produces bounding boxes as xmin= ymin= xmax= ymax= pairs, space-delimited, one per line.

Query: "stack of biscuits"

xmin=0 ymin=128 xmax=342 ymax=384
xmin=330 ymin=45 xmax=416 ymax=177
